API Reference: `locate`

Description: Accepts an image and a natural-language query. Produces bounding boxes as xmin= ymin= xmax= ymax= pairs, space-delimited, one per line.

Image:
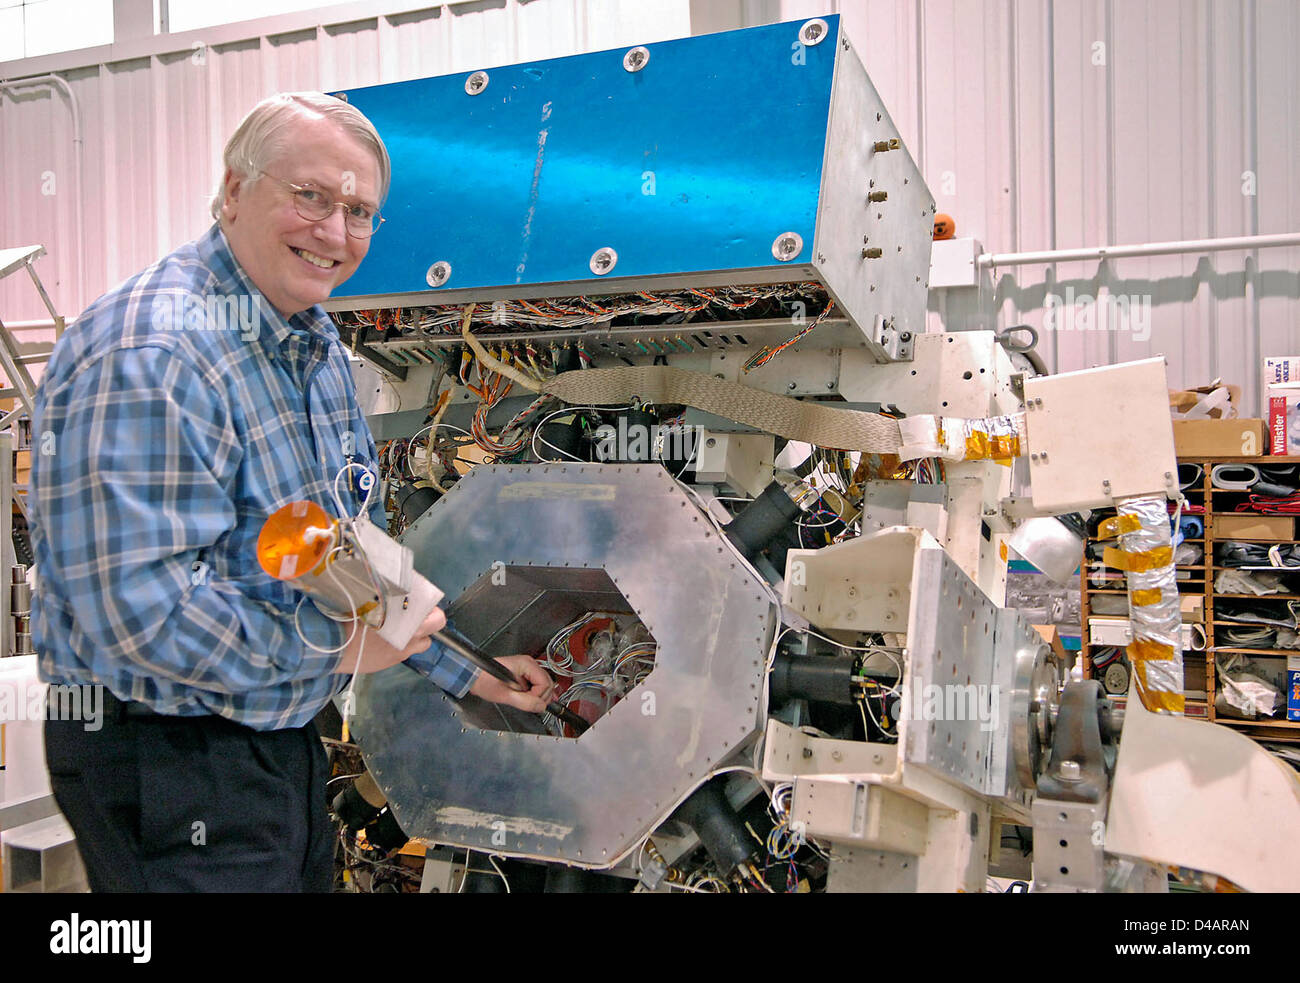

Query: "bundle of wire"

xmin=743 ymin=297 xmax=837 ymax=372
xmin=339 ymin=283 xmax=831 ymax=336
xmin=538 ymin=614 xmax=658 ymax=736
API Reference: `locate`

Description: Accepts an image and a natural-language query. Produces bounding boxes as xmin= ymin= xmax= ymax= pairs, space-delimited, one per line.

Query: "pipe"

xmin=0 ymin=74 xmax=86 ymax=316
xmin=978 ymin=232 xmax=1300 ymax=269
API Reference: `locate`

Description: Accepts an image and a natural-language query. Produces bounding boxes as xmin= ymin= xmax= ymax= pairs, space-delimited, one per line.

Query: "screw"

xmin=900 ymin=332 xmax=911 ymax=342
xmin=465 ymin=70 xmax=489 ymax=95
xmin=802 ymin=748 xmax=813 ymax=759
xmin=787 ymin=381 xmax=797 ymax=390
xmin=1031 ymin=453 xmax=1040 ymax=461
xmin=426 ymin=261 xmax=452 ymax=287
xmin=590 ymin=247 xmax=618 ymax=275
xmin=826 ymin=381 xmax=835 ymax=390
xmin=1058 ymin=760 xmax=1081 ymax=781
xmin=623 ymin=46 xmax=650 ymax=72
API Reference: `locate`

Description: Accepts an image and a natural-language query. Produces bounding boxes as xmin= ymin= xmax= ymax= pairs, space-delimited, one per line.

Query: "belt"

xmin=100 ymin=688 xmax=167 ymax=723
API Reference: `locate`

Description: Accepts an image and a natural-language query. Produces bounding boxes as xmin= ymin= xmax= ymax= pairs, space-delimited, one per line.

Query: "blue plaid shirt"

xmin=30 ymin=223 xmax=477 ymax=730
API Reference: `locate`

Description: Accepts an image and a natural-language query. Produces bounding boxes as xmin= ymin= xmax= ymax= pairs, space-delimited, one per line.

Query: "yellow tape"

xmin=964 ymin=432 xmax=1020 ymax=463
xmin=1132 ymin=661 xmax=1186 ymax=713
xmin=1136 ymin=687 xmax=1186 ymax=713
xmin=1128 ymin=638 xmax=1176 ymax=661
xmin=1102 ymin=546 xmax=1172 ymax=572
xmin=1131 ymin=588 xmax=1164 ymax=606
xmin=1098 ymin=514 xmax=1142 ymax=538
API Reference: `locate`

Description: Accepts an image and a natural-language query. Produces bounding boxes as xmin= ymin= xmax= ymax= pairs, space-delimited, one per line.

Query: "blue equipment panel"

xmin=333 ymin=18 xmax=840 ymax=303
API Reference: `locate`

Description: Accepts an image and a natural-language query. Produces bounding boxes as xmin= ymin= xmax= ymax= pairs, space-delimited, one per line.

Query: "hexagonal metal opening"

xmin=445 ymin=565 xmax=658 ymax=739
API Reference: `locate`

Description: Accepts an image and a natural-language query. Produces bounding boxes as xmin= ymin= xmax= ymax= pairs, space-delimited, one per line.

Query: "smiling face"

xmin=219 ymin=112 xmax=380 ymax=318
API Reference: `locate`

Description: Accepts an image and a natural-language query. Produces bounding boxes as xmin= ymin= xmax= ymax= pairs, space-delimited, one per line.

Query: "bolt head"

xmin=1058 ymin=760 xmax=1081 ymax=780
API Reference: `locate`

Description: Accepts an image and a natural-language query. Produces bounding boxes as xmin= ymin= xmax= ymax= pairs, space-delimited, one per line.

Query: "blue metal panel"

xmin=336 ymin=17 xmax=839 ymax=300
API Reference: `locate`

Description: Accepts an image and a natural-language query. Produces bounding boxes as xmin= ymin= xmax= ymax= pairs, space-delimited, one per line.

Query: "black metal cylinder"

xmin=671 ymin=776 xmax=753 ymax=875
xmin=366 ymin=807 xmax=409 ymax=852
xmin=535 ymin=415 xmax=586 ymax=462
xmin=395 ymin=481 xmax=439 ymax=525
xmin=724 ymin=481 xmax=800 ymax=560
xmin=332 ymin=783 xmax=382 ymax=832
xmin=770 ymin=653 xmax=858 ymax=706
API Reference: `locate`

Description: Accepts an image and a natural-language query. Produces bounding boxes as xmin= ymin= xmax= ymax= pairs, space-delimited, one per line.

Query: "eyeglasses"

xmin=259 ymin=171 xmax=385 ymax=239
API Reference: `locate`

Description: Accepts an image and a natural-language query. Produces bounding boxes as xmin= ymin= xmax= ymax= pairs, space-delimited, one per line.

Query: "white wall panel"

xmin=2 ymin=0 xmax=1297 ymax=412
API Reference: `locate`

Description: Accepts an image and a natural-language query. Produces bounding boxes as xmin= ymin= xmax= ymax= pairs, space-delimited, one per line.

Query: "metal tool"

xmin=433 ymin=627 xmax=591 ymax=735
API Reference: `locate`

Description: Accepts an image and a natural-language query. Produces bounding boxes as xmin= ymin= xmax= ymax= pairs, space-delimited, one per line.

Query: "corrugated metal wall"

xmin=0 ymin=0 xmax=693 ymax=374
xmin=3 ymin=0 xmax=1298 ymax=410
xmin=698 ymin=0 xmax=1300 ymax=413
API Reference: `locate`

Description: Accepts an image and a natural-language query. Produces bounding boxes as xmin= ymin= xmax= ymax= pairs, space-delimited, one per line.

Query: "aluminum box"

xmin=327 ymin=15 xmax=934 ymax=345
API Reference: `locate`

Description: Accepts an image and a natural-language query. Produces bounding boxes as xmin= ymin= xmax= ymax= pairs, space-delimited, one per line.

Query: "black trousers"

xmin=45 ymin=692 xmax=333 ymax=892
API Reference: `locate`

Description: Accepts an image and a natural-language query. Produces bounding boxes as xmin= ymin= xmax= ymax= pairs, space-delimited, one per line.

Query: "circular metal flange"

xmin=623 ymin=46 xmax=650 ymax=72
xmin=1103 ymin=660 xmax=1130 ymax=695
xmin=465 ymin=70 xmax=489 ymax=95
xmin=1011 ymin=641 xmax=1063 ymax=788
xmin=798 ymin=18 xmax=829 ymax=46
xmin=771 ymin=232 xmax=803 ymax=262
xmin=426 ymin=261 xmax=452 ymax=287
xmin=590 ymin=247 xmax=618 ymax=275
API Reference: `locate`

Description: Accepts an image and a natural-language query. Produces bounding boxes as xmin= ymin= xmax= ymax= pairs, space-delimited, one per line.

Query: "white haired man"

xmin=30 ymin=92 xmax=553 ymax=892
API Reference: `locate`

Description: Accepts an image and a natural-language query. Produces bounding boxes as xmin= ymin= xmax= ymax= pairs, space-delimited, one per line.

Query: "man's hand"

xmin=469 ymin=655 xmax=555 ymax=713
xmin=332 ymin=607 xmax=447 ymax=675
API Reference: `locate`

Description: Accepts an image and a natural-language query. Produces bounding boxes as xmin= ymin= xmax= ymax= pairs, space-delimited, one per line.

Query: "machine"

xmin=306 ymin=15 xmax=1300 ymax=893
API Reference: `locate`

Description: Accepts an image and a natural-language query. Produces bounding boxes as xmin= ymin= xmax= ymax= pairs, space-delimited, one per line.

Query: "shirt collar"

xmin=196 ymin=223 xmax=341 ymax=353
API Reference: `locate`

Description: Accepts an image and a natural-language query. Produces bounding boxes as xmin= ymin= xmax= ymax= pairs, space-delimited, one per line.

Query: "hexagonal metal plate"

xmin=354 ymin=463 xmax=777 ymax=867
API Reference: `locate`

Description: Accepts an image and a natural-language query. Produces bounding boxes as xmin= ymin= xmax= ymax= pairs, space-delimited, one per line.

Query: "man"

xmin=30 ymin=92 xmax=553 ymax=892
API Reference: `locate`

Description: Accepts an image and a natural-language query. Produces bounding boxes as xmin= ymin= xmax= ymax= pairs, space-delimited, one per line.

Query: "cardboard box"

xmin=1213 ymin=514 xmax=1295 ymax=540
xmin=1088 ymin=617 xmax=1197 ymax=649
xmin=1170 ymin=383 xmax=1240 ymax=420
xmin=1172 ymin=418 xmax=1266 ymax=457
xmin=1264 ymin=357 xmax=1300 ymax=388
xmin=1288 ymin=655 xmax=1299 ymax=722
xmin=1267 ymin=385 xmax=1300 ymax=455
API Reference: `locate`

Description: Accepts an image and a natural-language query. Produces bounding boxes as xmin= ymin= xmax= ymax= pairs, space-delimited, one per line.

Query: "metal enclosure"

xmin=354 ymin=463 xmax=778 ymax=866
xmin=326 ymin=15 xmax=935 ymax=346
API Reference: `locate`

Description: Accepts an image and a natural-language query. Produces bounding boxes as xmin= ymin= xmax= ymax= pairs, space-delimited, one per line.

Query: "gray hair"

xmin=210 ymin=91 xmax=391 ymax=221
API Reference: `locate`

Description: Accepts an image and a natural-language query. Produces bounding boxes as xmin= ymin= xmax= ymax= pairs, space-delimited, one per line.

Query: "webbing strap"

xmin=542 ymin=366 xmax=904 ymax=452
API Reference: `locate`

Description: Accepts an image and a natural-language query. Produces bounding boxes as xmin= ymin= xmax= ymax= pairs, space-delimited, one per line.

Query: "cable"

xmin=460 ymin=304 xmax=542 ymax=393
xmin=487 ymin=854 xmax=512 ymax=893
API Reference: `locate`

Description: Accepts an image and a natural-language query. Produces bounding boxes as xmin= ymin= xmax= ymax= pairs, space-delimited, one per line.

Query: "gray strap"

xmin=543 ymin=366 xmax=904 ymax=452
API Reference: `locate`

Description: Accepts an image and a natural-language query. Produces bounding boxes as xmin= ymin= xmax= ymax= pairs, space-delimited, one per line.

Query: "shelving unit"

xmin=1081 ymin=456 xmax=1300 ymax=743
